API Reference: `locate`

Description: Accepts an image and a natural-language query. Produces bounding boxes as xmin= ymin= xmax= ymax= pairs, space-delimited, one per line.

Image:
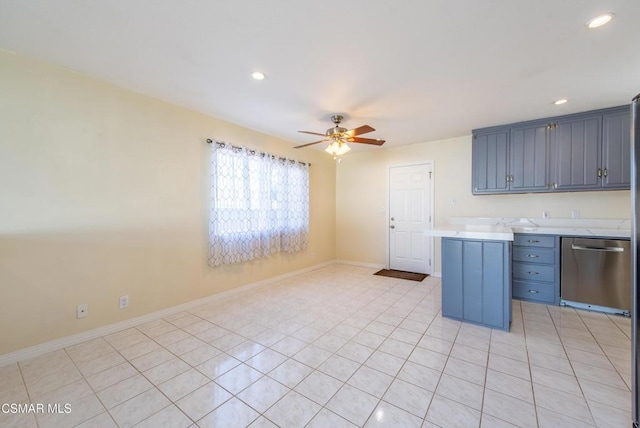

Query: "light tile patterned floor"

xmin=0 ymin=264 xmax=632 ymax=427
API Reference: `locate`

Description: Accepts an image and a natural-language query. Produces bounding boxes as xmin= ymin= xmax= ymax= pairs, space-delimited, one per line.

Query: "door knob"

xmin=390 ymin=225 xmax=395 ymax=229
xmin=390 ymin=217 xmax=395 ymax=221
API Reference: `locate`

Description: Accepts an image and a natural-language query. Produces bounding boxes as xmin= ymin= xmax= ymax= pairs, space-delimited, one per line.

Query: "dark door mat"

xmin=374 ymin=269 xmax=428 ymax=282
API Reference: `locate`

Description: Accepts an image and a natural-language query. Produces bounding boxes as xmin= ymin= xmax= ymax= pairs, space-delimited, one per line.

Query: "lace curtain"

xmin=208 ymin=142 xmax=309 ymax=267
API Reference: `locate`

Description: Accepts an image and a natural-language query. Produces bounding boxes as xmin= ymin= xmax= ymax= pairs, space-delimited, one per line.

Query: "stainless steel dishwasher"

xmin=561 ymin=237 xmax=631 ymax=316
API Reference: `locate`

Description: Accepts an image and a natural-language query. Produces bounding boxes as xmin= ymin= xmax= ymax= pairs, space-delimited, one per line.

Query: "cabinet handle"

xmin=527 ymin=254 xmax=539 ymax=258
xmin=527 ymin=271 xmax=540 ymax=275
xmin=603 ymin=168 xmax=607 ymax=178
xmin=528 ymin=290 xmax=540 ymax=294
xmin=527 ymin=240 xmax=540 ymax=243
xmin=597 ymin=168 xmax=602 ymax=178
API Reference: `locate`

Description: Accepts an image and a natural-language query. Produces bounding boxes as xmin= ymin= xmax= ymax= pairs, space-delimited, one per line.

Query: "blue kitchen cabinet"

xmin=510 ymin=122 xmax=550 ymax=192
xmin=472 ymin=129 xmax=509 ymax=194
xmin=472 ymin=105 xmax=630 ymax=195
xmin=550 ymin=115 xmax=601 ymax=191
xmin=511 ymin=234 xmax=560 ymax=305
xmin=602 ymin=108 xmax=631 ymax=189
xmin=442 ymin=238 xmax=512 ymax=331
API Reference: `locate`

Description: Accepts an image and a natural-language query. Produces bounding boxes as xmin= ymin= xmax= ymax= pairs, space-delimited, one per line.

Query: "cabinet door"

xmin=442 ymin=238 xmax=463 ymax=319
xmin=462 ymin=241 xmax=483 ymax=323
xmin=510 ymin=124 xmax=549 ymax=192
xmin=482 ymin=241 xmax=510 ymax=328
xmin=551 ymin=116 xmax=601 ymax=190
xmin=472 ymin=130 xmax=509 ymax=194
xmin=602 ymin=109 xmax=631 ymax=189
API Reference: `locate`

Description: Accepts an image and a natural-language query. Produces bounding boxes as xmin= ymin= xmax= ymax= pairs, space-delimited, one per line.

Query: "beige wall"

xmin=0 ymin=52 xmax=336 ymax=354
xmin=336 ymin=135 xmax=631 ymax=272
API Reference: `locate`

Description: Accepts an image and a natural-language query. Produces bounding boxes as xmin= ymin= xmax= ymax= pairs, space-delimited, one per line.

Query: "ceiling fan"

xmin=294 ymin=115 xmax=385 ymax=157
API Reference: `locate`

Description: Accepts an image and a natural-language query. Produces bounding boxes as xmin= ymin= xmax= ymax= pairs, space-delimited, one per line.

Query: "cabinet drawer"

xmin=513 ymin=235 xmax=556 ymax=248
xmin=513 ymin=262 xmax=555 ymax=282
xmin=513 ymin=280 xmax=556 ymax=303
xmin=512 ymin=247 xmax=555 ymax=264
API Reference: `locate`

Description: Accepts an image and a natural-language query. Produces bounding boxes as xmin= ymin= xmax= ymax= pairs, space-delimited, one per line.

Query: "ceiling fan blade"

xmin=346 ymin=125 xmax=375 ymax=137
xmin=347 ymin=137 xmax=385 ymax=145
xmin=298 ymin=130 xmax=328 ymax=137
xmin=293 ymin=140 xmax=328 ymax=149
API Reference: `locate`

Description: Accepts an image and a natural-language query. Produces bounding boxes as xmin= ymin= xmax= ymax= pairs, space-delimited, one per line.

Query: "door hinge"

xmin=428 ymin=171 xmax=432 ymax=179
xmin=429 ymin=215 xmax=432 ymax=223
xmin=429 ymin=259 xmax=432 ymax=267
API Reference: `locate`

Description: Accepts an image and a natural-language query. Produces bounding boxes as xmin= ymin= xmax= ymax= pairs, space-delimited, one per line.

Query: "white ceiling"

xmin=1 ymin=0 xmax=639 ymax=150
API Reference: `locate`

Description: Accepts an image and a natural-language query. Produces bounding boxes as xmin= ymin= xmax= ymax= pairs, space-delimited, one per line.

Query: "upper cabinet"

xmin=472 ymin=105 xmax=630 ymax=195
xmin=472 ymin=123 xmax=552 ymax=194
xmin=510 ymin=123 xmax=549 ymax=192
xmin=550 ymin=115 xmax=601 ymax=191
xmin=472 ymin=129 xmax=509 ymax=194
xmin=602 ymin=109 xmax=631 ymax=189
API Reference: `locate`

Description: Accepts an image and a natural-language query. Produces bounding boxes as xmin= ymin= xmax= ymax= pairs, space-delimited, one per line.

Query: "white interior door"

xmin=389 ymin=163 xmax=432 ymax=274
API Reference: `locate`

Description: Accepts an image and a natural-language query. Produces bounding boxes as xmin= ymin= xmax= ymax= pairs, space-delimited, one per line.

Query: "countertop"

xmin=425 ymin=217 xmax=631 ymax=241
xmin=424 ymin=225 xmax=514 ymax=241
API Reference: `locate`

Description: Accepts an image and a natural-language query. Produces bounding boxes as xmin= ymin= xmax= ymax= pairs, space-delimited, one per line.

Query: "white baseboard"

xmin=432 ymin=271 xmax=442 ymax=278
xmin=336 ymin=259 xmax=386 ymax=270
xmin=0 ymin=260 xmax=336 ymax=367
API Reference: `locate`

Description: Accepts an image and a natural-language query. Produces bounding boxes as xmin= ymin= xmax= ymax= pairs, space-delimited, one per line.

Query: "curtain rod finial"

xmin=206 ymin=138 xmax=213 ymax=144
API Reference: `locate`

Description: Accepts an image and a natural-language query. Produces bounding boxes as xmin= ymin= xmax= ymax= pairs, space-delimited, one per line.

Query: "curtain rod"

xmin=206 ymin=138 xmax=310 ymax=167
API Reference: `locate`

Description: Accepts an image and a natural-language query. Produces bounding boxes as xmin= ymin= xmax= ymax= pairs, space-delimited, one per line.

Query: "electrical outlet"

xmin=119 ymin=295 xmax=129 ymax=309
xmin=542 ymin=211 xmax=550 ymax=219
xmin=451 ymin=197 xmax=457 ymax=206
xmin=572 ymin=209 xmax=580 ymax=219
xmin=77 ymin=304 xmax=88 ymax=319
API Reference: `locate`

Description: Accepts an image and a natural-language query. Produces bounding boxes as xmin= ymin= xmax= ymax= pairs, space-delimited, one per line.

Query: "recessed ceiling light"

xmin=251 ymin=71 xmax=266 ymax=80
xmin=586 ymin=13 xmax=614 ymax=29
xmin=553 ymin=99 xmax=568 ymax=105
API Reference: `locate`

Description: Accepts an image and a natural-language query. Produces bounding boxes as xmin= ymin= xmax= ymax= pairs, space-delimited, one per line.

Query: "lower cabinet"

xmin=511 ymin=234 xmax=560 ymax=305
xmin=442 ymin=238 xmax=512 ymax=331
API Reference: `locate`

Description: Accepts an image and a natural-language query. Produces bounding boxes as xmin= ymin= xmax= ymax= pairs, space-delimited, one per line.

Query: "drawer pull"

xmin=528 ymin=290 xmax=540 ymax=294
xmin=527 ymin=254 xmax=539 ymax=258
xmin=527 ymin=271 xmax=539 ymax=275
xmin=527 ymin=240 xmax=540 ymax=243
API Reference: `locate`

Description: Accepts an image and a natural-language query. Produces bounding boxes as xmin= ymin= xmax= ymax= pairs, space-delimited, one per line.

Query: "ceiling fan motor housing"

xmin=327 ymin=126 xmax=347 ymax=137
xmin=327 ymin=115 xmax=347 ymax=137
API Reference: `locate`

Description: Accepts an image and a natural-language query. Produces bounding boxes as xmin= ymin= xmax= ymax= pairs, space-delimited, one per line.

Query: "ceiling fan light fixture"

xmin=325 ymin=140 xmax=351 ymax=157
xmin=586 ymin=13 xmax=613 ymax=29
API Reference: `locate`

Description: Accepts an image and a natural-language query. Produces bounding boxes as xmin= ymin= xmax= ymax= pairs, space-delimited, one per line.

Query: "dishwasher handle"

xmin=571 ymin=244 xmax=624 ymax=253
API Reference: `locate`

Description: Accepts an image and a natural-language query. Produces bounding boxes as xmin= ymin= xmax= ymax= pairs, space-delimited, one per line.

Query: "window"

xmin=208 ymin=142 xmax=309 ymax=266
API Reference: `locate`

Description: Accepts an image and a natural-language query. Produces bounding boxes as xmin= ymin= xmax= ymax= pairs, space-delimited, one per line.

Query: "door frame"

xmin=386 ymin=161 xmax=435 ymax=274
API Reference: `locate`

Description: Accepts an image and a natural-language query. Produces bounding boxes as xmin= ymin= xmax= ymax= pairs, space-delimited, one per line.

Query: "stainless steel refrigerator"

xmin=632 ymin=93 xmax=640 ymax=427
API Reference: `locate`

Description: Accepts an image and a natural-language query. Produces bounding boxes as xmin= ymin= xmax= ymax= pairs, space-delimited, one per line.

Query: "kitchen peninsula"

xmin=427 ymin=223 xmax=514 ymax=331
xmin=427 ymin=218 xmax=631 ymax=332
